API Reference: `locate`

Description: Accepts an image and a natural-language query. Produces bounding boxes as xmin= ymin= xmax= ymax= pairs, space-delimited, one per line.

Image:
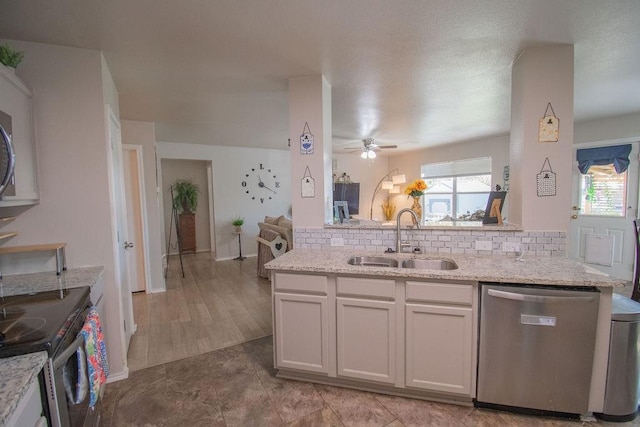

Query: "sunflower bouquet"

xmin=404 ymin=179 xmax=427 ymax=198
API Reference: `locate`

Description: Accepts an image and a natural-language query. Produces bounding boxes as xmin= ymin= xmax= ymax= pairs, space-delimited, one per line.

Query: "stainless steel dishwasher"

xmin=476 ymin=283 xmax=600 ymax=415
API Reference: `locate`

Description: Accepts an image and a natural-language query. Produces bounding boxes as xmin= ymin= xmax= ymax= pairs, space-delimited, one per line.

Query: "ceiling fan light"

xmin=392 ymin=174 xmax=406 ymax=184
xmin=368 ymin=150 xmax=377 ymax=159
xmin=389 ymin=186 xmax=401 ymax=194
xmin=381 ymin=181 xmax=393 ymax=190
xmin=360 ymin=151 xmax=368 ymax=159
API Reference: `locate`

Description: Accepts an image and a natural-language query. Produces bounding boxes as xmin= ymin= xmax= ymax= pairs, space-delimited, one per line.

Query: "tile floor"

xmin=104 ymin=336 xmax=640 ymax=426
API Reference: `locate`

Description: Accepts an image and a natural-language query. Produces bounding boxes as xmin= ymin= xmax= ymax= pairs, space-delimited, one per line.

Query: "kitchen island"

xmin=266 ymin=249 xmax=623 ymax=415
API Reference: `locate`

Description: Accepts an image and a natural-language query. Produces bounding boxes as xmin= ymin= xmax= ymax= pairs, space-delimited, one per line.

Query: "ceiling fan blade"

xmin=344 ymin=147 xmax=363 ymax=151
xmin=377 ymin=145 xmax=398 ymax=149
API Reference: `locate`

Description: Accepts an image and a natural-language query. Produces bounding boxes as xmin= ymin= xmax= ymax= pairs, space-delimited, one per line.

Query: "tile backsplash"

xmin=294 ymin=227 xmax=566 ymax=257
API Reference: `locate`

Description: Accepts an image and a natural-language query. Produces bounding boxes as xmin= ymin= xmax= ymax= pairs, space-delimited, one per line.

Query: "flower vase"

xmin=411 ymin=196 xmax=422 ymax=225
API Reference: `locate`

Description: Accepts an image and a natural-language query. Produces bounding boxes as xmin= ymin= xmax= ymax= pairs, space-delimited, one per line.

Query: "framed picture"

xmin=482 ymin=191 xmax=507 ymax=225
xmin=334 ymin=201 xmax=350 ymax=223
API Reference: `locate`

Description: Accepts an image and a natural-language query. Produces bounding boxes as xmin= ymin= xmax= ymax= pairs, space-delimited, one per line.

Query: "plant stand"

xmin=234 ymin=230 xmax=246 ymax=261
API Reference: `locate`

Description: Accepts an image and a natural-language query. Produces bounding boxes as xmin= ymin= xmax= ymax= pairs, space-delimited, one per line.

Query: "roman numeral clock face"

xmin=241 ymin=163 xmax=280 ymax=204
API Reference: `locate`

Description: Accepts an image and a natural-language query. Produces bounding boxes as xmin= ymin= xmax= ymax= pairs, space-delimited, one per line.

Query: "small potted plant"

xmin=172 ymin=179 xmax=199 ymax=214
xmin=232 ymin=216 xmax=244 ymax=233
xmin=0 ymin=44 xmax=25 ymax=70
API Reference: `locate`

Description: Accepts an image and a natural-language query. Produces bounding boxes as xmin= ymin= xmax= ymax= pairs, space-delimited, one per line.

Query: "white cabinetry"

xmin=405 ymin=281 xmax=475 ymax=396
xmin=271 ymin=270 xmax=478 ymax=400
xmin=273 ymin=273 xmax=329 ymax=374
xmin=0 ymin=65 xmax=39 ymax=206
xmin=336 ymin=277 xmax=396 ymax=384
xmin=8 ymin=377 xmax=46 ymax=427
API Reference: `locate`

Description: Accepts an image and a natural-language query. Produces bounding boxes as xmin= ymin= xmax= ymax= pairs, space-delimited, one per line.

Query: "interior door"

xmin=123 ymin=147 xmax=147 ymax=293
xmin=107 ymin=107 xmax=135 ymax=351
xmin=569 ymin=142 xmax=638 ymax=280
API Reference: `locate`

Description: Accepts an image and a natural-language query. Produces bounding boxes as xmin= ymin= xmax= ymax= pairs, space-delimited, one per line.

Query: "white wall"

xmin=121 ymin=120 xmax=165 ymax=293
xmin=161 ymin=159 xmax=211 ymax=253
xmin=575 ymin=112 xmax=640 ymax=145
xmin=156 ymin=142 xmax=291 ymax=260
xmin=0 ymin=40 xmax=126 ymax=377
xmin=510 ymin=45 xmax=574 ymax=232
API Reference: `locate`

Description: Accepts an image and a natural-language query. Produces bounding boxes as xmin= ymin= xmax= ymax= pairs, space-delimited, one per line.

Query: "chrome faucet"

xmin=396 ymin=208 xmax=421 ymax=253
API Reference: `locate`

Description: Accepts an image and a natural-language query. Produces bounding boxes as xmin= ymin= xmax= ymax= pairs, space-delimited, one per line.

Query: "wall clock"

xmin=241 ymin=163 xmax=280 ymax=203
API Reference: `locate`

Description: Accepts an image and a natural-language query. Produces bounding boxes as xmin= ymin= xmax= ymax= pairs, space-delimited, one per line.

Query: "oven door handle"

xmin=53 ymin=335 xmax=84 ymax=370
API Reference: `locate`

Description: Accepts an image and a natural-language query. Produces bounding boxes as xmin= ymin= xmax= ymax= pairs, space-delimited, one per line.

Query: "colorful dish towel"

xmin=80 ymin=306 xmax=109 ymax=408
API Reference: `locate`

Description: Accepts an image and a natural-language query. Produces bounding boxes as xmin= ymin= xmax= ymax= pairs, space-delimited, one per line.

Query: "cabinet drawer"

xmin=337 ymin=276 xmax=395 ymax=299
xmin=275 ymin=273 xmax=327 ymax=294
xmin=406 ymin=281 xmax=473 ymax=305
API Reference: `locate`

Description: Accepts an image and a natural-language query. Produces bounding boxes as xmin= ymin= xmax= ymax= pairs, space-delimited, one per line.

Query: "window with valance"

xmin=576 ymin=144 xmax=633 ymax=217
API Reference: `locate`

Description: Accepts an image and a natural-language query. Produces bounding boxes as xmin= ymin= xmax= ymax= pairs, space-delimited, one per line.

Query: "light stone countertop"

xmin=325 ymin=221 xmax=523 ymax=231
xmin=0 ymin=351 xmax=47 ymax=427
xmin=265 ymin=248 xmax=625 ymax=287
xmin=0 ymin=266 xmax=104 ymax=297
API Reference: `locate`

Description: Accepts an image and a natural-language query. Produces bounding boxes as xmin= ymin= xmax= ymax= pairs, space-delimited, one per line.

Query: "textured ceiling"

xmin=0 ymin=0 xmax=639 ymax=153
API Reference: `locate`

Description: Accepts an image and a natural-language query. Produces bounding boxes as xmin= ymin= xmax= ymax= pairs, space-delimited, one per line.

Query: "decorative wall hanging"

xmin=538 ymin=103 xmax=559 ymax=142
xmin=301 ymin=166 xmax=315 ymax=198
xmin=536 ymin=157 xmax=556 ymax=197
xmin=300 ymin=122 xmax=314 ymax=154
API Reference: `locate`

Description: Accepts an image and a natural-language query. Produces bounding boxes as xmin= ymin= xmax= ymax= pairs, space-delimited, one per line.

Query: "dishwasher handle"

xmin=487 ymin=288 xmax=597 ymax=304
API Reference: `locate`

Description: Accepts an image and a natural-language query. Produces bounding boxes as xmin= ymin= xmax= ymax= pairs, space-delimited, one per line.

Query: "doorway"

xmin=569 ymin=141 xmax=639 ymax=280
xmin=160 ymin=159 xmax=214 ymax=256
xmin=123 ymin=145 xmax=151 ymax=293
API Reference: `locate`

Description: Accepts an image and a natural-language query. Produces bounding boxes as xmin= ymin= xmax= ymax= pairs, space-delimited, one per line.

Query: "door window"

xmin=578 ymin=164 xmax=627 ymax=217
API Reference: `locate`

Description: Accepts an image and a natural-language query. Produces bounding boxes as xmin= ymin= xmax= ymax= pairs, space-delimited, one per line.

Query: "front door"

xmin=569 ymin=142 xmax=638 ymax=280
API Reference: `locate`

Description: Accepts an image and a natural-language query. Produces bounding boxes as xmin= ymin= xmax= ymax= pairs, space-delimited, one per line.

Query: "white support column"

xmin=510 ymin=45 xmax=574 ymax=231
xmin=289 ymin=75 xmax=333 ymax=229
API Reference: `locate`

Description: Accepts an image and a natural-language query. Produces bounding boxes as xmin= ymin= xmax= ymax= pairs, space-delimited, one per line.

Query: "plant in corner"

xmin=0 ymin=44 xmax=25 ymax=69
xmin=172 ymin=179 xmax=199 ymax=214
xmin=232 ymin=216 xmax=244 ymax=232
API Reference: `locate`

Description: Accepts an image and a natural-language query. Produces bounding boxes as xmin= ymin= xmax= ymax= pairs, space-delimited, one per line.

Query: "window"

xmin=578 ymin=164 xmax=627 ymax=217
xmin=576 ymin=144 xmax=632 ymax=218
xmin=421 ymin=157 xmax=492 ymax=223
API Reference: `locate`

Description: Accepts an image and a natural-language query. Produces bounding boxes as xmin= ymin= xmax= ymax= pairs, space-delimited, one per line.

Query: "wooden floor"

xmin=126 ymin=252 xmax=273 ymax=371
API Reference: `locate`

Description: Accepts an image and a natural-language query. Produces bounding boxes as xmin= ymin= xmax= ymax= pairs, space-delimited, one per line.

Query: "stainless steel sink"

xmin=401 ymin=259 xmax=458 ymax=270
xmin=347 ymin=256 xmax=399 ymax=267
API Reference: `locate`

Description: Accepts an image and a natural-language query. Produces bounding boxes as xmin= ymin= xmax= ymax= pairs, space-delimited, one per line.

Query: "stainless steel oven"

xmin=0 ymin=286 xmax=102 ymax=426
xmin=43 ymin=305 xmax=102 ymax=427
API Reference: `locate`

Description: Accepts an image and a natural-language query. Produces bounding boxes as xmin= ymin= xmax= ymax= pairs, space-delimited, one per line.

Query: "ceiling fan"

xmin=344 ymin=138 xmax=398 ymax=159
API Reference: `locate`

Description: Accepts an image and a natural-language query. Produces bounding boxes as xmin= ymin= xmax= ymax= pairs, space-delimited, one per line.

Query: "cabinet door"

xmin=406 ymin=303 xmax=473 ymax=395
xmin=337 ymin=297 xmax=396 ymax=384
xmin=0 ymin=68 xmax=38 ymax=206
xmin=274 ymin=293 xmax=329 ymax=374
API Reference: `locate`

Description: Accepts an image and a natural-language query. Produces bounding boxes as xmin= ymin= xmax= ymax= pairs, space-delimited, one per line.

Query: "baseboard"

xmin=106 ymin=367 xmax=129 ymax=383
xmin=215 ymin=254 xmax=257 ymax=261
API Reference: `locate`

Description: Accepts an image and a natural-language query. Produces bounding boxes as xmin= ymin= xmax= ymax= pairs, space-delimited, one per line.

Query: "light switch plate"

xmin=475 ymin=240 xmax=492 ymax=251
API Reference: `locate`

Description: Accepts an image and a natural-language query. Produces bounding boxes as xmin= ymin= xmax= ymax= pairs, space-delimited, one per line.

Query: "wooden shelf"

xmin=0 ymin=232 xmax=17 ymax=241
xmin=0 ymin=243 xmax=67 ymax=274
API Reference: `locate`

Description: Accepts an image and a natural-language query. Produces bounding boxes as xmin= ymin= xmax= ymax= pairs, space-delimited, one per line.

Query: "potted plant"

xmin=0 ymin=44 xmax=25 ymax=70
xmin=172 ymin=179 xmax=199 ymax=214
xmin=232 ymin=216 xmax=244 ymax=233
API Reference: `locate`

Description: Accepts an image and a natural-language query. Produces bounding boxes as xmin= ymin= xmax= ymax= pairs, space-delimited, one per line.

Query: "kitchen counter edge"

xmin=0 ymin=351 xmax=48 ymax=427
xmin=265 ymin=249 xmax=624 ymax=288
xmin=1 ymin=265 xmax=105 ymax=297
